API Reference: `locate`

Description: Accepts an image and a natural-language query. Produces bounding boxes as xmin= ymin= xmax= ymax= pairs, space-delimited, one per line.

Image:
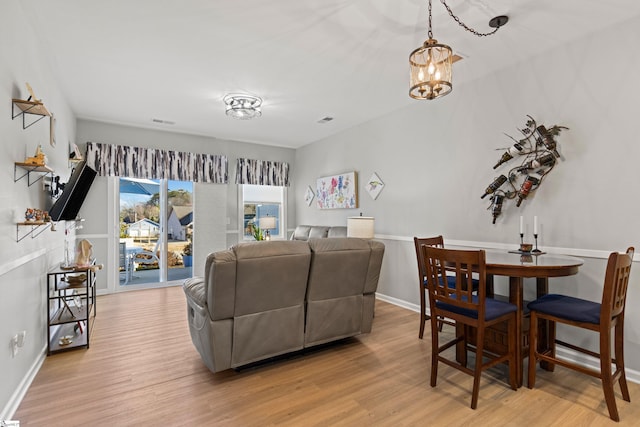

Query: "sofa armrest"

xmin=364 ymin=240 xmax=385 ymax=294
xmin=183 ymin=277 xmax=209 ymax=318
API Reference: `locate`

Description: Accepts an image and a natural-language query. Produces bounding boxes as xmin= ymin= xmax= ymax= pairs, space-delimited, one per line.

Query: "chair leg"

xmin=527 ymin=311 xmax=538 ymax=389
xmin=419 ymin=310 xmax=426 ymax=339
xmin=471 ymin=326 xmax=485 ymax=409
xmin=419 ymin=287 xmax=426 ymax=339
xmin=615 ymin=321 xmax=630 ymax=402
xmin=546 ymin=319 xmax=556 ymax=371
xmin=600 ymin=328 xmax=620 ymax=422
xmin=508 ymin=315 xmax=517 ymax=390
xmin=430 ymin=316 xmax=439 ymax=388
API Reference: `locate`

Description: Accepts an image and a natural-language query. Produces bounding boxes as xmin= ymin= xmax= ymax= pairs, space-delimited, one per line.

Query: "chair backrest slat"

xmin=424 ymin=246 xmax=486 ymax=316
xmin=602 ymin=247 xmax=634 ymax=321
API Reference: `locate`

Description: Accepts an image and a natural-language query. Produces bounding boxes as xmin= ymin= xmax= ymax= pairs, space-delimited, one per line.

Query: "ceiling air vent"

xmin=152 ymin=118 xmax=175 ymax=125
xmin=317 ymin=116 xmax=334 ymax=124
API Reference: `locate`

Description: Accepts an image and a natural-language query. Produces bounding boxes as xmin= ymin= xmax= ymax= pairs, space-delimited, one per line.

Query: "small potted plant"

xmin=182 ymin=241 xmax=193 ymax=267
xmin=252 ymin=223 xmax=264 ymax=241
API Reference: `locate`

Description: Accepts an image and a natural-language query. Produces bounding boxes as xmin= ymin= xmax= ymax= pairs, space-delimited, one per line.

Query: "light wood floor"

xmin=15 ymin=286 xmax=640 ymax=426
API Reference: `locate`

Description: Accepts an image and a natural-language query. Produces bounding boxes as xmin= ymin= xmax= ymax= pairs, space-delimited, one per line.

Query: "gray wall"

xmin=293 ymin=15 xmax=640 ymax=376
xmin=0 ymin=1 xmax=81 ymax=418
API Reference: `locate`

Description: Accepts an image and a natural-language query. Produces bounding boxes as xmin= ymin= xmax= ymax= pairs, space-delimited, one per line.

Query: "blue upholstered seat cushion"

xmin=436 ymin=296 xmax=516 ymax=320
xmin=527 ymin=294 xmax=601 ymax=324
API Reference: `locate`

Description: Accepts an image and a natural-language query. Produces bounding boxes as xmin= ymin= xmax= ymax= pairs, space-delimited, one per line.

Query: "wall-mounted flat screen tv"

xmin=49 ymin=161 xmax=97 ymax=221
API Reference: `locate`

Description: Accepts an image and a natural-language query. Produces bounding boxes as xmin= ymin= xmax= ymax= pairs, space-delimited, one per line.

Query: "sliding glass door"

xmin=118 ymin=178 xmax=193 ymax=286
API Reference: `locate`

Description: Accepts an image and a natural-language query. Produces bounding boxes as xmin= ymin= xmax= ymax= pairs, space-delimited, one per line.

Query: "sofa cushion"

xmin=291 ymin=225 xmax=346 ymax=240
xmin=308 ymin=226 xmax=330 ymax=239
xmin=291 ymin=225 xmax=312 ymax=240
xmin=327 ymin=226 xmax=347 ymax=237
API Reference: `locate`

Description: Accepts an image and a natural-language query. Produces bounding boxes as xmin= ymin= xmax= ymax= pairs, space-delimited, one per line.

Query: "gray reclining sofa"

xmin=183 ymin=237 xmax=384 ymax=373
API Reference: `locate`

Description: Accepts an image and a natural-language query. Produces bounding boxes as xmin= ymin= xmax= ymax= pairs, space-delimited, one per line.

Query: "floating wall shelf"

xmin=16 ymin=221 xmax=51 ymax=242
xmin=14 ymin=162 xmax=54 ymax=186
xmin=12 ymin=98 xmax=51 ymax=129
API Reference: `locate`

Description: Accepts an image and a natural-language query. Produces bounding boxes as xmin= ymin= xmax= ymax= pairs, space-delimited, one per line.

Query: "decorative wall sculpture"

xmin=481 ymin=116 xmax=568 ymax=223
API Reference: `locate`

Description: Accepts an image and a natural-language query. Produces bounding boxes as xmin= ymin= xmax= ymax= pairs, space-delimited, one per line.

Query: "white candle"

xmin=520 ymin=216 xmax=524 ymax=234
xmin=534 ymin=216 xmax=538 ymax=235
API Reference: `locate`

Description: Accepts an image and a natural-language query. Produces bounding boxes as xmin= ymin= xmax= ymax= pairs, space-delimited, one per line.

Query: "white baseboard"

xmin=0 ymin=345 xmax=46 ymax=421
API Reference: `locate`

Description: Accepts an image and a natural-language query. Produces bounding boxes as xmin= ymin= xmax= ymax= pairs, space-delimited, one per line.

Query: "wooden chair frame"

xmin=424 ymin=246 xmax=517 ymax=409
xmin=414 ymin=236 xmax=452 ymax=338
xmin=527 ymin=247 xmax=634 ymax=422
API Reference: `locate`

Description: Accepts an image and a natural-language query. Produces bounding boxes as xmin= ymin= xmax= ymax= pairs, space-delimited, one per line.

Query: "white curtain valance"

xmin=235 ymin=157 xmax=290 ymax=187
xmin=85 ymin=142 xmax=228 ymax=183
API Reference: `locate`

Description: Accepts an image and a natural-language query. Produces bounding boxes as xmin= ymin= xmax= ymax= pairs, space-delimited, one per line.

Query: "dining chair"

xmin=414 ymin=236 xmax=455 ymax=338
xmin=414 ymin=236 xmax=492 ymax=338
xmin=424 ymin=246 xmax=518 ymax=409
xmin=527 ymin=247 xmax=634 ymax=422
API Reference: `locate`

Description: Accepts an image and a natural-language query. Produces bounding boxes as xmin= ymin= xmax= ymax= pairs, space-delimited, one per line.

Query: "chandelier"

xmin=409 ymin=0 xmax=508 ymax=100
xmin=223 ymin=94 xmax=263 ymax=120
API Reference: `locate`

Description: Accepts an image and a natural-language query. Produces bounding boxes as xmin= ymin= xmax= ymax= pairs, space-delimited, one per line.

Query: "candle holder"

xmin=532 ymin=233 xmax=542 ymax=253
xmin=519 ymin=233 xmax=524 ymax=249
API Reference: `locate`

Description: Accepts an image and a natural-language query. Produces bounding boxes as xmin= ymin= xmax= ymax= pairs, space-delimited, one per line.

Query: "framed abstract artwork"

xmin=316 ymin=171 xmax=358 ymax=209
xmin=304 ymin=185 xmax=314 ymax=206
xmin=366 ymin=172 xmax=385 ymax=200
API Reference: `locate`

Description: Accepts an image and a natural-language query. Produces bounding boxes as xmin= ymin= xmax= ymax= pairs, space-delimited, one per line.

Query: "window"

xmin=241 ymin=184 xmax=285 ymax=240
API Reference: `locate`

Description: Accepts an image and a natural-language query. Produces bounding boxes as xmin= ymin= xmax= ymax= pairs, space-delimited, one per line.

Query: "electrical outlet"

xmin=10 ymin=335 xmax=18 ymax=358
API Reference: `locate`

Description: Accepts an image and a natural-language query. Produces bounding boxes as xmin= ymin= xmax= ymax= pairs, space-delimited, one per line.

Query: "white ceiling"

xmin=20 ymin=0 xmax=640 ymax=148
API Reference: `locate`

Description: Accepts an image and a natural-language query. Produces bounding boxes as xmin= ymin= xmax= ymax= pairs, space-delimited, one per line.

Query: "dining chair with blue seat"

xmin=414 ymin=236 xmax=489 ymax=339
xmin=527 ymin=247 xmax=634 ymax=422
xmin=424 ymin=246 xmax=518 ymax=409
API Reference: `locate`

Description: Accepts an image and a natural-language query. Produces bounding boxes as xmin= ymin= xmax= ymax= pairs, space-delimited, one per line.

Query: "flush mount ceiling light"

xmin=409 ymin=0 xmax=508 ymax=100
xmin=223 ymin=94 xmax=262 ymax=120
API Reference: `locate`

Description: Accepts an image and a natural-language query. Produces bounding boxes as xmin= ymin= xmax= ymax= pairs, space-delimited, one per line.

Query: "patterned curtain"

xmin=235 ymin=157 xmax=290 ymax=186
xmin=85 ymin=142 xmax=228 ymax=183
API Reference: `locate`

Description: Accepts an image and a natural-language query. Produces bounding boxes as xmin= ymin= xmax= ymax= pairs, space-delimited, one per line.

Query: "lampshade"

xmin=259 ymin=216 xmax=276 ymax=230
xmin=347 ymin=216 xmax=375 ymax=239
xmin=223 ymin=94 xmax=262 ymax=120
xmin=409 ymin=38 xmax=453 ymax=100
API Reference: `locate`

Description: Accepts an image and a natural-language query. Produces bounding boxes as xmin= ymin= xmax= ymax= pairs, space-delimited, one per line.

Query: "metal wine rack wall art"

xmin=481 ymin=115 xmax=568 ymax=223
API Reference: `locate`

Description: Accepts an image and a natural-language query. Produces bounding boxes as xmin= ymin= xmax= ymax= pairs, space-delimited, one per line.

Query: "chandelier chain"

xmin=427 ymin=0 xmax=433 ymax=39
xmin=439 ymin=0 xmax=500 ymax=37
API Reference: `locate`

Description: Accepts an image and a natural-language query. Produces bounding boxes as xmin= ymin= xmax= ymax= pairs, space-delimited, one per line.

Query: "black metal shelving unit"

xmin=46 ymin=263 xmax=97 ymax=355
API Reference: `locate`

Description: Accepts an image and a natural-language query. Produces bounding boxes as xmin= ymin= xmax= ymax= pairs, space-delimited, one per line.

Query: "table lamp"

xmin=347 ymin=216 xmax=375 ymax=239
xmin=259 ymin=215 xmax=277 ymax=240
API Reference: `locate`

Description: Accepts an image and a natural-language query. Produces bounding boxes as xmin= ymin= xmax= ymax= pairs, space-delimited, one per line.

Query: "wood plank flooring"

xmin=14 ymin=286 xmax=640 ymax=426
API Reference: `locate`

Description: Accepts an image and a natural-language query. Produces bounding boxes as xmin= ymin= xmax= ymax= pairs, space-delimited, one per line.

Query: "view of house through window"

xmin=242 ymin=184 xmax=284 ymax=240
xmin=119 ymin=177 xmax=193 ymax=286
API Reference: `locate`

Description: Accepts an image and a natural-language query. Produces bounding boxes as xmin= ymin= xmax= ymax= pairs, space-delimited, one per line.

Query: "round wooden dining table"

xmin=467 ymin=250 xmax=584 ymax=387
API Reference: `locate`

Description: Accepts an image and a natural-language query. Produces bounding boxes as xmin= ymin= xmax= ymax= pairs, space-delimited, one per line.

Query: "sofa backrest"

xmin=202 ymin=240 xmax=311 ymax=321
xmin=230 ymin=240 xmax=312 ymax=367
xmin=304 ymin=237 xmax=385 ymax=346
xmin=233 ymin=241 xmax=311 ymax=316
xmin=291 ymin=225 xmax=347 ymax=240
